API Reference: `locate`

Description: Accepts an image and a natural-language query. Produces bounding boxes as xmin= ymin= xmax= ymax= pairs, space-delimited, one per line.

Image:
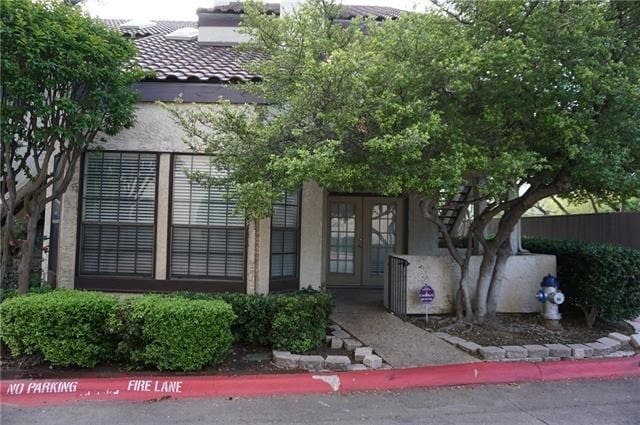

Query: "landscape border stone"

xmin=272 ymin=324 xmax=388 ymax=372
xmin=430 ymin=329 xmax=639 ymax=364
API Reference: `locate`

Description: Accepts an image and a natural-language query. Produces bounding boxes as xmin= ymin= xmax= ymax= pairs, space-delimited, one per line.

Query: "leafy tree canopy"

xmin=168 ymin=0 xmax=639 ymax=321
xmin=1 ymin=0 xmax=143 ymax=292
xmin=170 ymin=0 xmax=639 ymax=219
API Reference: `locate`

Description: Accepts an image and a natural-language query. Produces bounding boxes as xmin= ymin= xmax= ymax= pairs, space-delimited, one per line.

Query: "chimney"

xmin=196 ymin=1 xmax=251 ymax=46
xmin=280 ymin=0 xmax=302 ymax=16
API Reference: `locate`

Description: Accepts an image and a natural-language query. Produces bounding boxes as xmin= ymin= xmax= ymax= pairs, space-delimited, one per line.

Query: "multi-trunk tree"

xmin=169 ymin=0 xmax=640 ymax=322
xmin=1 ymin=0 xmax=142 ymax=293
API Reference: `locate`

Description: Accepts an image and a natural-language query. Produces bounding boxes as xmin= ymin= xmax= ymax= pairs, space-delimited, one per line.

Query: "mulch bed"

xmin=409 ymin=307 xmax=635 ymax=347
xmin=0 ymin=340 xmax=356 ymax=380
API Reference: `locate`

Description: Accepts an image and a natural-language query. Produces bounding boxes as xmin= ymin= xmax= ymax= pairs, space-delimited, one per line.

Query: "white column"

xmin=299 ymin=182 xmax=325 ymax=289
xmin=256 ymin=217 xmax=271 ymax=294
xmin=245 ymin=220 xmax=257 ymax=294
xmin=56 ymin=161 xmax=80 ymax=289
xmin=41 ymin=161 xmax=55 ymax=283
xmin=154 ymin=153 xmax=171 ymax=280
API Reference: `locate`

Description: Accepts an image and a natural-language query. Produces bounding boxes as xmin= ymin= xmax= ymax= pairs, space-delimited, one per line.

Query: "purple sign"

xmin=419 ymin=285 xmax=435 ymax=304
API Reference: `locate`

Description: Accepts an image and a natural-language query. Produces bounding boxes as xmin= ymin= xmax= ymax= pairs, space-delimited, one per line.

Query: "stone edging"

xmin=431 ymin=331 xmax=640 ymax=362
xmin=272 ymin=324 xmax=390 ymax=371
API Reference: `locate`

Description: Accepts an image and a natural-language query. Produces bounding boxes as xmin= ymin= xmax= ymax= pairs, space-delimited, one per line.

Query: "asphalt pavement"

xmin=2 ymin=377 xmax=638 ymax=425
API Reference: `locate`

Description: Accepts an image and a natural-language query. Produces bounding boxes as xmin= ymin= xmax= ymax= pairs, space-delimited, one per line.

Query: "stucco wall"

xmin=384 ymin=254 xmax=556 ymax=315
xmin=99 ymin=103 xmax=207 ymax=153
xmin=407 ymin=193 xmax=446 ymax=256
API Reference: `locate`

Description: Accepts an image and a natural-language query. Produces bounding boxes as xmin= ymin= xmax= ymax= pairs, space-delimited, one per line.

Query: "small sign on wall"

xmin=419 ymin=284 xmax=435 ymax=304
xmin=419 ymin=284 xmax=435 ymax=324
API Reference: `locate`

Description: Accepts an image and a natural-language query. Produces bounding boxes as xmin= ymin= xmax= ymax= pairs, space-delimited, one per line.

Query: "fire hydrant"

xmin=535 ymin=274 xmax=565 ymax=320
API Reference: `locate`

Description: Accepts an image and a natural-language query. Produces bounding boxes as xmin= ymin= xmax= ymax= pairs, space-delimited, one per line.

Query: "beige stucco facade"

xmin=44 ymin=102 xmax=313 ymax=293
xmin=383 ymin=254 xmax=556 ymax=315
xmin=45 ymin=102 xmax=555 ymax=311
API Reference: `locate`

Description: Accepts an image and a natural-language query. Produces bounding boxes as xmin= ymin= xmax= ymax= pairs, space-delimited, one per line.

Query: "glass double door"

xmin=326 ymin=196 xmax=405 ymax=287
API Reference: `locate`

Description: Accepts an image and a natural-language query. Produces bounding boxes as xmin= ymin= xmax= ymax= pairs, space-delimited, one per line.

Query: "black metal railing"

xmin=388 ymin=255 xmax=409 ymax=320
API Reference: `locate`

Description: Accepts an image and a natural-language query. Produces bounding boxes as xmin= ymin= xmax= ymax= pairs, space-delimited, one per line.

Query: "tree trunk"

xmin=17 ymin=203 xmax=42 ymax=295
xmin=474 ymin=246 xmax=497 ymax=322
xmin=418 ymin=196 xmax=474 ymax=321
xmin=0 ymin=210 xmax=14 ymax=289
xmin=486 ymin=240 xmax=514 ymax=319
xmin=582 ymin=305 xmax=599 ymax=328
xmin=458 ymin=265 xmax=474 ymax=322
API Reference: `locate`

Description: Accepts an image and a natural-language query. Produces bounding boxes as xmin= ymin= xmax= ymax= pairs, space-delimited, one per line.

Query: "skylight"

xmin=165 ymin=27 xmax=199 ymax=41
xmin=120 ymin=19 xmax=157 ymax=30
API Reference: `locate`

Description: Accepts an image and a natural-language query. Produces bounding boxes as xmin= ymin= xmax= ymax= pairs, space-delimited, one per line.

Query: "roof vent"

xmin=165 ymin=27 xmax=199 ymax=41
xmin=120 ymin=19 xmax=157 ymax=30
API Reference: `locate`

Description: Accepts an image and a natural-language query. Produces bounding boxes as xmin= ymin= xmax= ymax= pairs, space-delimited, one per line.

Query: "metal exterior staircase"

xmin=438 ymin=185 xmax=473 ymax=235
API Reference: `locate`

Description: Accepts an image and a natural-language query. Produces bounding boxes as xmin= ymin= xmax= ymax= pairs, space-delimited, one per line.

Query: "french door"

xmin=326 ymin=196 xmax=405 ymax=287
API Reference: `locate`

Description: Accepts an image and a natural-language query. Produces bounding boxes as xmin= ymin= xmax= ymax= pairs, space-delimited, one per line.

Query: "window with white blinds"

xmin=170 ymin=155 xmax=245 ymax=279
xmin=79 ymin=152 xmax=157 ymax=276
xmin=271 ymin=190 xmax=300 ymax=280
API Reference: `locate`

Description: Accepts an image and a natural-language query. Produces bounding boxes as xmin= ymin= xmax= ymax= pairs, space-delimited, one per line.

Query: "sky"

xmin=82 ymin=1 xmax=431 ymax=21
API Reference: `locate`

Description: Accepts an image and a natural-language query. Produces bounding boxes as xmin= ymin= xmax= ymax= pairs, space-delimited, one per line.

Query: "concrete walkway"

xmin=330 ymin=288 xmax=477 ymax=367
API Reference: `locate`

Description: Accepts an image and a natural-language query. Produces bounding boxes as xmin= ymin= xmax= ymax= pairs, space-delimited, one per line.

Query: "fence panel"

xmin=517 ymin=213 xmax=639 ymax=250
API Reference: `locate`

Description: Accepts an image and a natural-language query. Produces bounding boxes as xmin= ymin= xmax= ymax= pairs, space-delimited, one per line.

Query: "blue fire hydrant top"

xmin=541 ymin=274 xmax=559 ymax=288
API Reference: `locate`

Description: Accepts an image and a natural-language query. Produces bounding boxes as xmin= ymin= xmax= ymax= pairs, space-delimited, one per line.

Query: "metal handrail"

xmin=387 ymin=255 xmax=409 ymax=321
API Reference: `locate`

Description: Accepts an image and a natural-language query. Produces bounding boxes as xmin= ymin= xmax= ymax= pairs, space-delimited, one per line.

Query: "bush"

xmin=294 ymin=287 xmax=335 ymax=325
xmin=270 ymin=289 xmax=335 ymax=353
xmin=219 ymin=293 xmax=277 ymax=346
xmin=1 ymin=287 xmax=334 ymax=370
xmin=0 ymin=290 xmax=118 ymax=367
xmin=174 ymin=288 xmax=334 ymax=350
xmin=1 ymin=285 xmax=53 ymax=303
xmin=173 ymin=292 xmax=278 ymax=347
xmin=523 ymin=237 xmax=640 ymax=326
xmin=111 ymin=295 xmax=236 ymax=371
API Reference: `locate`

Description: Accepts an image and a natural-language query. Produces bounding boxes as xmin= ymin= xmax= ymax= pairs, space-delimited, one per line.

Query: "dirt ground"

xmin=1 ymin=333 xmax=354 ymax=380
xmin=409 ymin=307 xmax=635 ymax=346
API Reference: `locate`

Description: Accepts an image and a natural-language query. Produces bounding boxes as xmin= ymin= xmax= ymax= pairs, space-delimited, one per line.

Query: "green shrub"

xmin=0 ymin=285 xmax=53 ymax=303
xmin=111 ymin=295 xmax=236 ymax=371
xmin=523 ymin=237 xmax=640 ymax=326
xmin=173 ymin=288 xmax=334 ymax=349
xmin=294 ymin=287 xmax=335 ymax=325
xmin=170 ymin=292 xmax=277 ymax=346
xmin=270 ymin=289 xmax=335 ymax=353
xmin=218 ymin=293 xmax=277 ymax=346
xmin=0 ymin=290 xmax=118 ymax=367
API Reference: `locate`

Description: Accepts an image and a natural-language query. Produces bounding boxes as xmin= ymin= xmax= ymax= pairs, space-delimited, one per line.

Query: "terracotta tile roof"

xmin=101 ymin=19 xmax=196 ymax=39
xmin=202 ymin=2 xmax=403 ymax=19
xmin=102 ymin=4 xmax=405 ymax=83
xmin=103 ymin=19 xmax=260 ymax=82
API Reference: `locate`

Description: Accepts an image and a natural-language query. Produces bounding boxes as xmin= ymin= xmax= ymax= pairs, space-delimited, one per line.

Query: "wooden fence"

xmin=517 ymin=212 xmax=640 ymax=250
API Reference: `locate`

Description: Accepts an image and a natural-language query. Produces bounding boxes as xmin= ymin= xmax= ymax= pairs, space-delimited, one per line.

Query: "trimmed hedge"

xmin=174 ymin=288 xmax=335 ymax=351
xmin=0 ymin=288 xmax=335 ymax=370
xmin=0 ymin=290 xmax=118 ymax=367
xmin=523 ymin=237 xmax=640 ymax=326
xmin=110 ymin=295 xmax=236 ymax=371
xmin=271 ymin=290 xmax=334 ymax=352
xmin=0 ymin=286 xmax=53 ymax=303
xmin=175 ymin=292 xmax=278 ymax=347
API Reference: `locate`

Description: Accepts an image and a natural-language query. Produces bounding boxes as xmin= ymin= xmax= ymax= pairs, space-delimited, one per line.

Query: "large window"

xmin=79 ymin=152 xmax=157 ymax=276
xmin=170 ymin=155 xmax=245 ymax=280
xmin=270 ymin=190 xmax=300 ymax=281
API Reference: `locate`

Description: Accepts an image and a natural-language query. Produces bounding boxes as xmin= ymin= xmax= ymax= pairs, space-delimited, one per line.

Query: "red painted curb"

xmin=1 ymin=356 xmax=638 ymax=407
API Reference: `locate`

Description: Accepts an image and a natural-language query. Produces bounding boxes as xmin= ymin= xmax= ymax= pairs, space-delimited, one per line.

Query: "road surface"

xmin=2 ymin=378 xmax=638 ymax=425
